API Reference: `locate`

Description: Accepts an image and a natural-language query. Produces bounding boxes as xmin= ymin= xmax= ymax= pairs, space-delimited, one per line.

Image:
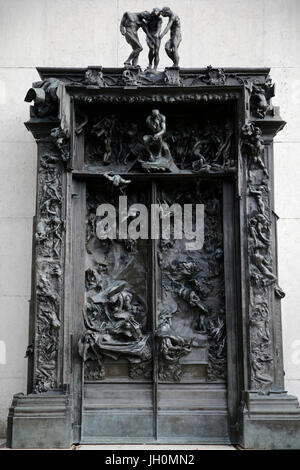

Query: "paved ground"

xmin=77 ymin=444 xmax=236 ymax=450
xmin=0 ymin=440 xmax=237 ymax=450
xmin=0 ymin=438 xmax=237 ymax=450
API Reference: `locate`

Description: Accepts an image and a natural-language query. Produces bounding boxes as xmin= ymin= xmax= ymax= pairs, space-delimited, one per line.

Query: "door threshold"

xmin=79 ymin=437 xmax=232 ymax=445
xmin=76 ymin=444 xmax=236 ymax=450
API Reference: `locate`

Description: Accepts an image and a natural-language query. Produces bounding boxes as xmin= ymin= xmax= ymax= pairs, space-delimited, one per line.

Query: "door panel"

xmin=83 ymin=383 xmax=153 ymax=440
xmin=80 ymin=178 xmax=230 ymax=443
xmin=154 ymin=180 xmax=227 ymax=439
xmin=81 ymin=180 xmax=155 ymax=442
xmin=82 ymin=180 xmax=152 ymax=383
xmin=155 ymin=180 xmax=226 ymax=385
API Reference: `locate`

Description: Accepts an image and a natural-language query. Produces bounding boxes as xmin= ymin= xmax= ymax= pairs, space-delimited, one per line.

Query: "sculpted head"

xmin=161 ymin=7 xmax=172 ymax=17
xmin=151 ymin=7 xmax=161 ymax=16
xmin=256 ymin=214 xmax=266 ymax=223
xmin=140 ymin=10 xmax=151 ymax=21
xmin=151 ymin=109 xmax=160 ymax=116
xmin=254 ymin=126 xmax=262 ymax=136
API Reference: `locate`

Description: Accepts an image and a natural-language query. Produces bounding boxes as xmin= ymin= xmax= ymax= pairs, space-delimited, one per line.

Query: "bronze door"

xmin=79 ymin=177 xmax=231 ymax=444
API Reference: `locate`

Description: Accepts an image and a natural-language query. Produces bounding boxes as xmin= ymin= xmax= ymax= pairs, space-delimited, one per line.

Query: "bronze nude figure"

xmin=145 ymin=8 xmax=163 ymax=70
xmin=139 ymin=109 xmax=178 ymax=172
xmin=120 ymin=11 xmax=151 ymax=67
xmin=160 ymin=7 xmax=182 ymax=67
xmin=143 ymin=108 xmax=168 ymax=161
xmin=120 ymin=7 xmax=182 ymax=68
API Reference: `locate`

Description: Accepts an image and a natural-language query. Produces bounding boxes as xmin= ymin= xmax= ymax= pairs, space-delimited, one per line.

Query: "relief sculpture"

xmin=82 ymin=107 xmax=235 ymax=175
xmin=156 ymin=307 xmax=192 ymax=382
xmin=242 ymin=122 xmax=283 ymax=392
xmin=250 ymin=79 xmax=275 ymax=119
xmin=36 ymin=162 xmax=63 ymax=260
xmin=33 ymin=150 xmax=64 ymax=392
xmin=79 ymin=183 xmax=151 ymax=380
xmin=78 ymin=281 xmax=152 ymax=380
xmin=24 ymin=77 xmax=60 ymax=118
xmin=156 ymin=182 xmax=227 ymax=382
xmin=78 ymin=178 xmax=227 ymax=383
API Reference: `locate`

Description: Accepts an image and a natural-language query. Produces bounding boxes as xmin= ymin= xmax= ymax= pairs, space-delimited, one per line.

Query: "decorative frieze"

xmin=242 ymin=122 xmax=282 ymax=393
xmin=33 ymin=148 xmax=65 ymax=392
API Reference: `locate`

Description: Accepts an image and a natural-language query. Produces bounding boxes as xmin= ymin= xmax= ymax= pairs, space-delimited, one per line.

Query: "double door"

xmin=74 ymin=177 xmax=233 ymax=444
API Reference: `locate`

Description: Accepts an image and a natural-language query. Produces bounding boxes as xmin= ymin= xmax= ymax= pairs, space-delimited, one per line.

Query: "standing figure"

xmin=247 ymin=126 xmax=269 ymax=180
xmin=192 ymin=140 xmax=210 ymax=172
xmin=91 ymin=116 xmax=116 ymax=164
xmin=160 ymin=7 xmax=182 ymax=67
xmin=248 ymin=185 xmax=266 ymax=214
xmin=145 ymin=8 xmax=163 ymax=70
xmin=120 ymin=11 xmax=151 ymax=67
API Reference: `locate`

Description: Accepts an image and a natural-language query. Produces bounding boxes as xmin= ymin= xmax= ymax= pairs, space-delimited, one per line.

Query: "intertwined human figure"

xmin=120 ymin=7 xmax=181 ymax=69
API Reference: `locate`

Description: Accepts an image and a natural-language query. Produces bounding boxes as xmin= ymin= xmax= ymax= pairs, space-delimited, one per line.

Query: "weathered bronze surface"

xmin=6 ymin=58 xmax=300 ymax=449
xmin=120 ymin=7 xmax=181 ymax=69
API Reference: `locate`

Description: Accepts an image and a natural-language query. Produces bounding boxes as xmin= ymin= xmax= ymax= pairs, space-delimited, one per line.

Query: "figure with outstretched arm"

xmin=120 ymin=11 xmax=151 ymax=67
xmin=160 ymin=7 xmax=182 ymax=67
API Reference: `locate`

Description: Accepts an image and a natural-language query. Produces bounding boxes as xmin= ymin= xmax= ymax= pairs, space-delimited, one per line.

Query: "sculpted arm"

xmin=140 ymin=20 xmax=150 ymax=37
xmin=155 ymin=17 xmax=163 ymax=38
xmin=155 ymin=115 xmax=166 ymax=138
xmin=120 ymin=13 xmax=127 ymax=35
xmin=146 ymin=115 xmax=153 ymax=131
xmin=104 ymin=172 xmax=113 ymax=182
xmin=160 ymin=15 xmax=174 ymax=39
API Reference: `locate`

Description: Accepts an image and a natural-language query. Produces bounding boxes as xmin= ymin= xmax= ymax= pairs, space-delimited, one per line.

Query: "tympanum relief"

xmin=79 ymin=103 xmax=235 ymax=176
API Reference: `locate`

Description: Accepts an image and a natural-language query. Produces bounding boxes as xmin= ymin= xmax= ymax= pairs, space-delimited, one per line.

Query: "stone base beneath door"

xmin=7 ymin=390 xmax=300 ymax=448
xmin=7 ymin=392 xmax=72 ymax=449
xmin=240 ymin=392 xmax=300 ymax=449
xmin=76 ymin=444 xmax=236 ymax=450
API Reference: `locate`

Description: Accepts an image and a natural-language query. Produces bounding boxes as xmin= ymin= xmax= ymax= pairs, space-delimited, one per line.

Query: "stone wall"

xmin=0 ymin=0 xmax=299 ymax=437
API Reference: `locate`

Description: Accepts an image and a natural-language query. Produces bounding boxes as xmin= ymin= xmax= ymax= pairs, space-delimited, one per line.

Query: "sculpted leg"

xmin=148 ymin=47 xmax=154 ymax=69
xmin=154 ymin=39 xmax=161 ymax=69
xmin=125 ymin=32 xmax=143 ymax=66
xmin=165 ymin=39 xmax=174 ymax=63
xmin=143 ymin=135 xmax=155 ymax=161
xmin=173 ymin=36 xmax=181 ymax=67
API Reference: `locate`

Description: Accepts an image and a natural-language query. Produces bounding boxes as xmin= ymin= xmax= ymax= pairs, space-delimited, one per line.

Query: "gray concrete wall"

xmin=0 ymin=0 xmax=299 ymax=437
